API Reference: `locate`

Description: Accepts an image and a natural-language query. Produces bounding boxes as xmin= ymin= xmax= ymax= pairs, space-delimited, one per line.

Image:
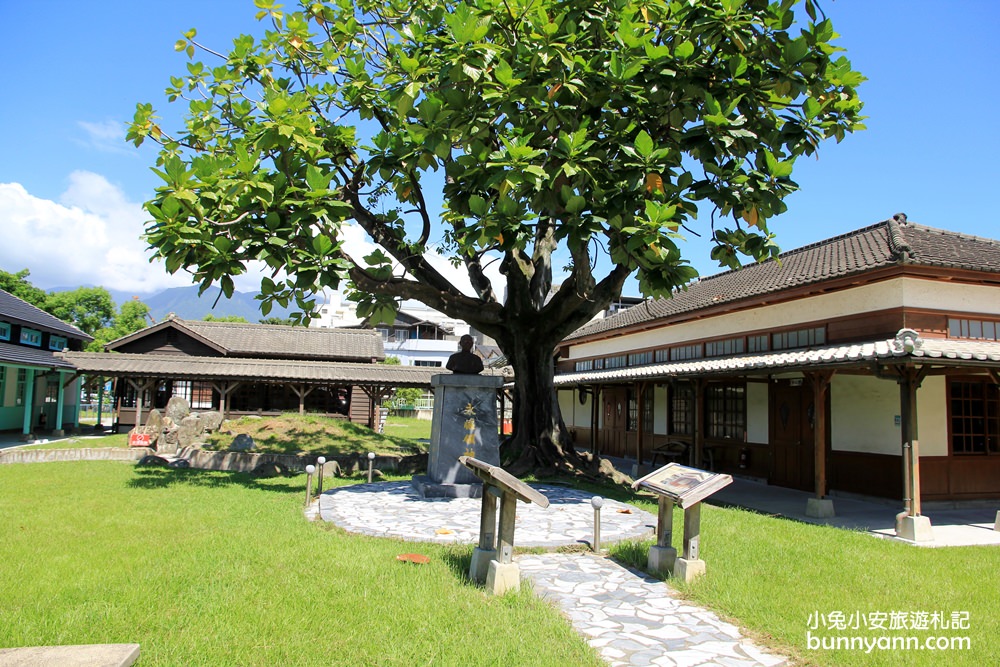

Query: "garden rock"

xmin=165 ymin=396 xmax=191 ymax=423
xmin=162 ymin=426 xmax=180 ymax=447
xmin=178 ymin=415 xmax=203 ymax=448
xmin=200 ymin=410 xmax=224 ymax=432
xmin=230 ymin=434 xmax=255 ymax=451
xmin=144 ymin=409 xmax=164 ymax=439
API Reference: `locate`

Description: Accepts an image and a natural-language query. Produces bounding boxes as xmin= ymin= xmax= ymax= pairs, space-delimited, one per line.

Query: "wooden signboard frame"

xmin=631 ymin=463 xmax=732 ymax=579
xmin=459 ymin=456 xmax=549 ymax=591
xmin=632 ymin=463 xmax=731 ymax=509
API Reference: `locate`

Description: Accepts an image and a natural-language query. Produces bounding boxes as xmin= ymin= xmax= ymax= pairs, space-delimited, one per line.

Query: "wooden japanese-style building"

xmin=554 ymin=216 xmax=1000 ymax=527
xmin=60 ymin=315 xmax=439 ymax=429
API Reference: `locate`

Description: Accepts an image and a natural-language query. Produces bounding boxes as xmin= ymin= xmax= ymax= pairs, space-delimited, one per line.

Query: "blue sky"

xmin=1 ymin=0 xmax=998 ymax=297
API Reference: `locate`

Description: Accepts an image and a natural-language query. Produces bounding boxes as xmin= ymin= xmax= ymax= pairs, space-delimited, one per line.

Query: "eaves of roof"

xmin=57 ymin=351 xmax=473 ymax=387
xmin=554 ymin=335 xmax=1000 ymax=386
xmin=0 ymin=341 xmax=77 ymax=370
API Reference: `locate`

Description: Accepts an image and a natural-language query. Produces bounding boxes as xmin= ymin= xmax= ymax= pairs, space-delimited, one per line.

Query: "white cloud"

xmin=0 ymin=174 xmax=507 ymax=304
xmin=0 ymin=174 xmax=194 ymax=293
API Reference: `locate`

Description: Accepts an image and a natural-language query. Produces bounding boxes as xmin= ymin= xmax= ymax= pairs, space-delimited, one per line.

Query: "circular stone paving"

xmin=317 ymin=481 xmax=656 ymax=548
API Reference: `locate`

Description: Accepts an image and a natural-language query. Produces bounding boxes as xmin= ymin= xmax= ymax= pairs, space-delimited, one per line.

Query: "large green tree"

xmin=130 ymin=0 xmax=864 ymax=472
xmin=44 ymin=287 xmax=116 ymax=337
xmin=0 ymin=269 xmax=48 ymax=308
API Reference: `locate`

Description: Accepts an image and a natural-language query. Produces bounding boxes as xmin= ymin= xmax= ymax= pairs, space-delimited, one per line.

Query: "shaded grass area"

xmin=203 ymin=413 xmax=427 ymax=457
xmin=0 ymin=462 xmax=600 ymax=667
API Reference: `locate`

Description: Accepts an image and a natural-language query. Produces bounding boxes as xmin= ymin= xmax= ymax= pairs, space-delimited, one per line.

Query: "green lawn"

xmin=0 ymin=462 xmax=600 ymax=666
xmin=2 ymin=460 xmax=995 ymax=666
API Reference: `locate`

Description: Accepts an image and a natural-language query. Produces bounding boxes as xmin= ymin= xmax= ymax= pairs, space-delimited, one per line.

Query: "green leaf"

xmin=213 ymin=236 xmax=232 ymax=253
xmin=674 ymin=41 xmax=695 ymax=60
xmin=634 ymin=131 xmax=654 ymax=159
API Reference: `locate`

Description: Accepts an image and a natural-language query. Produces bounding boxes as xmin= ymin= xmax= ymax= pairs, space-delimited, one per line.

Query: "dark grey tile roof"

xmin=0 ymin=341 xmax=76 ymax=370
xmin=0 ymin=289 xmax=92 ymax=341
xmin=59 ymin=352 xmax=442 ymax=387
xmin=183 ymin=320 xmax=385 ymax=360
xmin=109 ymin=317 xmax=384 ymax=361
xmin=567 ymin=218 xmax=1000 ymax=341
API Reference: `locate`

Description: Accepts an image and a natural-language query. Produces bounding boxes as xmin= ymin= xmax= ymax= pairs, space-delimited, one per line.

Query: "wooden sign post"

xmin=632 ymin=463 xmax=732 ymax=581
xmin=459 ymin=456 xmax=550 ymax=595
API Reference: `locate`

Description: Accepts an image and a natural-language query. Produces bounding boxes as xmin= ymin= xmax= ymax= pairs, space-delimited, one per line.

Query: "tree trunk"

xmin=499 ymin=333 xmax=587 ymax=476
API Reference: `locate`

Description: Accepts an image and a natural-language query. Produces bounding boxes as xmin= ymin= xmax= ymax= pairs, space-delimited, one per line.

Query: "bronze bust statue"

xmin=446 ymin=334 xmax=484 ymax=375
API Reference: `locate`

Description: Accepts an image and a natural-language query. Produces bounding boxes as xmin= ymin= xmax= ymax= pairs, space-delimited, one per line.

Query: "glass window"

xmin=772 ymin=327 xmax=825 ymax=350
xmin=626 ymin=388 xmax=653 ymax=433
xmin=706 ymin=384 xmax=746 ymax=440
xmin=628 ymin=351 xmax=653 ymax=366
xmin=574 ymin=360 xmax=594 ymax=372
xmin=16 ymin=369 xmax=27 ymax=405
xmin=0 ymin=367 xmax=6 ymax=405
xmin=705 ymin=337 xmax=745 ymax=357
xmin=414 ymin=360 xmax=442 ymax=367
xmin=949 ymin=318 xmax=1000 ymax=341
xmin=748 ymin=334 xmax=769 ymax=353
xmin=20 ymin=328 xmax=42 ymax=347
xmin=670 ymin=344 xmax=702 ymax=361
xmin=48 ymin=335 xmax=68 ymax=351
xmin=604 ymin=355 xmax=628 ymax=369
xmin=949 ymin=379 xmax=999 ymax=455
xmin=669 ymin=382 xmax=694 ymax=436
xmin=0 ymin=322 xmax=10 ymax=341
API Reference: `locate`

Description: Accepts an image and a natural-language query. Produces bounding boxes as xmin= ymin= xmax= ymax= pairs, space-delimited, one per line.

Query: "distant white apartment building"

xmin=309 ymin=295 xmax=473 ymax=367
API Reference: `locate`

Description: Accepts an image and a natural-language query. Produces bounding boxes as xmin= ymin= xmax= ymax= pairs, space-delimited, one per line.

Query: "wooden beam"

xmin=635 ymin=382 xmax=646 ymax=467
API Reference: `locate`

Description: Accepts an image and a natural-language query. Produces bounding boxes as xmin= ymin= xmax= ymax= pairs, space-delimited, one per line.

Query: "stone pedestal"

xmin=896 ymin=514 xmax=933 ymax=542
xmin=674 ymin=557 xmax=706 ymax=582
xmin=485 ymin=560 xmax=520 ymax=595
xmin=412 ymin=374 xmax=503 ymax=498
xmin=647 ymin=545 xmax=677 ymax=576
xmin=469 ymin=547 xmax=496 ymax=583
xmin=805 ymin=498 xmax=836 ymax=518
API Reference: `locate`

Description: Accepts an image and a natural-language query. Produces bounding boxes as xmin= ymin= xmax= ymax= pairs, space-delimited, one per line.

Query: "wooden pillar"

xmin=899 ymin=367 xmax=928 ymax=516
xmin=806 ymin=371 xmax=834 ymax=499
xmin=54 ymin=370 xmax=66 ymax=433
xmin=590 ymin=385 xmax=600 ymax=455
xmin=694 ymin=379 xmax=705 ymax=468
xmin=479 ymin=486 xmax=499 ymax=551
xmin=496 ymin=490 xmax=517 ymax=564
xmin=682 ymin=503 xmax=701 ymax=560
xmin=96 ymin=378 xmax=105 ymax=427
xmin=635 ymin=382 xmax=647 ymax=467
xmin=657 ymin=496 xmax=674 ymax=548
xmin=21 ymin=368 xmax=36 ymax=436
xmin=212 ymin=381 xmax=240 ymax=420
xmin=288 ymin=383 xmax=315 ymax=415
xmin=126 ymin=378 xmax=153 ymax=429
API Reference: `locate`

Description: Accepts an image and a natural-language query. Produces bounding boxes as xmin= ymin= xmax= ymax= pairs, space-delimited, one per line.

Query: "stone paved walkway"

xmin=518 ymin=553 xmax=787 ymax=667
xmin=315 ymin=481 xmax=789 ymax=666
xmin=318 ymin=481 xmax=656 ymax=547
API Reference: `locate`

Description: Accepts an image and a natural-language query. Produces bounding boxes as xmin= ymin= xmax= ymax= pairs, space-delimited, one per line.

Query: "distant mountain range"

xmin=107 ymin=286 xmax=298 ymax=323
